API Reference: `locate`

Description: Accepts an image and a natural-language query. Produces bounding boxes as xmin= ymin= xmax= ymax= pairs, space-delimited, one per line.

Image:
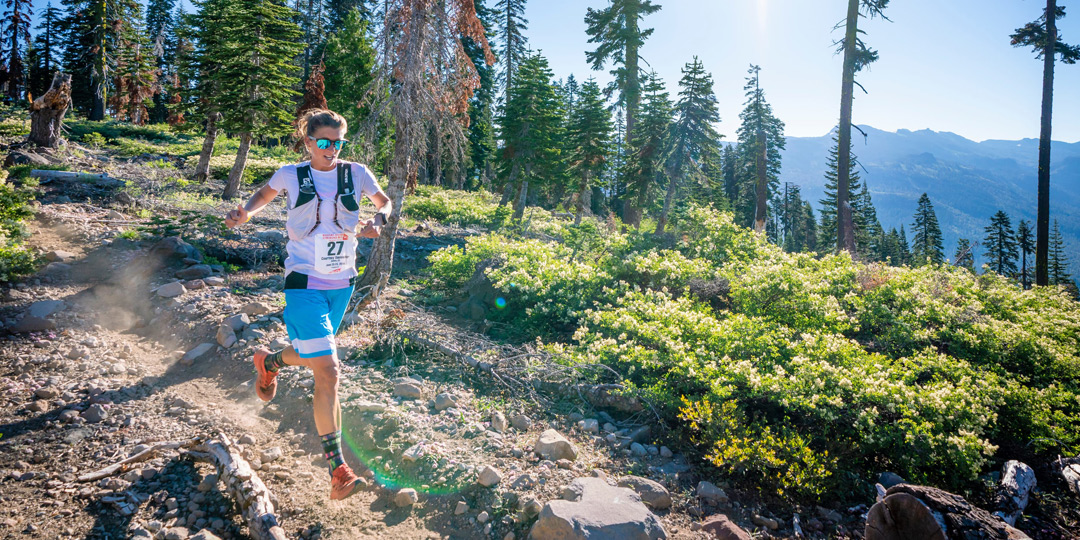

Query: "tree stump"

xmin=28 ymin=72 xmax=72 ymax=148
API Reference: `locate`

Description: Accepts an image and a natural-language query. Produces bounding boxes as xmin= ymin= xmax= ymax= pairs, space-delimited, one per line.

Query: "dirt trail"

xmin=0 ymin=199 xmax=739 ymax=539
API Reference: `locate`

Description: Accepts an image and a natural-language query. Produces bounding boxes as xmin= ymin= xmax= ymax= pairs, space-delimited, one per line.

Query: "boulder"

xmin=45 ymin=250 xmax=76 ymax=263
xmin=204 ymin=276 xmax=226 ymax=287
xmin=81 ymin=404 xmax=108 ymax=423
xmin=12 ymin=316 xmax=55 ymax=333
xmin=696 ymin=481 xmax=728 ymax=505
xmin=393 ymin=381 xmax=423 ymax=400
xmin=701 ymin=515 xmax=751 ymax=540
xmin=223 ymin=313 xmax=250 ymax=332
xmin=511 ymin=413 xmax=532 ymax=431
xmin=534 ymin=429 xmax=578 ymax=462
xmin=529 ymin=477 xmax=667 ymax=540
xmin=215 ymin=325 xmax=237 ymax=348
xmin=434 ymin=393 xmax=457 ymax=411
xmin=477 ymin=466 xmax=503 ymax=487
xmin=491 ymin=412 xmax=508 ymax=433
xmin=190 ymin=531 xmax=223 ymax=540
xmin=150 ymin=237 xmax=201 ymax=264
xmin=156 ymin=282 xmax=186 ymax=298
xmin=175 ymin=265 xmax=212 ymax=280
xmin=241 ymin=302 xmax=272 ymax=316
xmin=878 ymin=471 xmax=905 ymax=489
xmin=618 ymin=476 xmax=672 ymax=510
xmin=180 ymin=343 xmax=215 ymax=366
xmin=394 ymin=488 xmax=418 ymax=507
xmin=4 ymin=150 xmax=51 ymax=167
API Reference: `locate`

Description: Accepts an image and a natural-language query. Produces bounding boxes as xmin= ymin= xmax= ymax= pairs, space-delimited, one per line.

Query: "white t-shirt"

xmin=267 ymin=161 xmax=381 ymax=282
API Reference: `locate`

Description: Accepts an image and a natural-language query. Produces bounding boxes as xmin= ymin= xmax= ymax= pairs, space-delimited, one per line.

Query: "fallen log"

xmin=31 ymin=169 xmax=117 ymax=184
xmin=994 ymin=460 xmax=1035 ymax=526
xmin=78 ymin=440 xmax=198 ymax=483
xmin=188 ymin=434 xmax=288 ymax=540
xmin=866 ymin=484 xmax=1031 ymax=540
xmin=1056 ymin=456 xmax=1080 ymax=495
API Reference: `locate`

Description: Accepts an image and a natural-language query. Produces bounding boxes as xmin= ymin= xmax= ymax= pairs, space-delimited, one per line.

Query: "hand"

xmin=225 ymin=205 xmax=248 ymax=229
xmin=359 ymin=218 xmax=381 ymax=238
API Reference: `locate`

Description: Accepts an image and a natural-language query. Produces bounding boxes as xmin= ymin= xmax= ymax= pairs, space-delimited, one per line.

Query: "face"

xmin=305 ymin=125 xmax=347 ymax=168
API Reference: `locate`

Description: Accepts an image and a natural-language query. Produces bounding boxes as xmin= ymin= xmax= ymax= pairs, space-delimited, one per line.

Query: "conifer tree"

xmin=721 ymin=144 xmax=737 ymax=205
xmin=802 ymin=201 xmax=818 ymax=253
xmin=585 ymin=0 xmax=661 ymax=227
xmin=1017 ymin=219 xmax=1034 ymax=288
xmin=954 ymin=238 xmax=975 ymax=271
xmin=328 ymin=0 xmax=374 ymax=27
xmin=498 ymin=52 xmax=565 ymax=220
xmin=1012 ymin=1 xmax=1080 ymax=286
xmin=28 ymin=1 xmax=61 ymax=99
xmin=911 ymin=193 xmax=944 ymax=265
xmin=1 ymin=0 xmax=32 ymax=100
xmin=567 ymin=78 xmax=612 ymax=225
xmin=322 ymin=8 xmax=376 ymax=139
xmin=144 ymin=0 xmax=174 ymax=123
xmin=819 ymin=134 xmax=863 ymax=252
xmin=622 ymin=70 xmax=671 ymax=228
xmin=464 ymin=0 xmax=497 ymax=190
xmin=211 ymin=0 xmax=304 ymax=199
xmin=110 ymin=9 xmax=158 ymax=125
xmin=898 ymin=224 xmax=912 ymax=265
xmin=983 ymin=210 xmax=1019 ymax=276
xmin=1048 ymin=219 xmax=1072 ymax=286
xmin=835 ymin=0 xmax=889 ymax=254
xmin=854 ymin=182 xmax=884 ymax=260
xmin=734 ymin=64 xmax=784 ymax=232
xmin=494 ymin=0 xmax=527 ymax=93
xmin=655 ymin=56 xmax=720 ymax=235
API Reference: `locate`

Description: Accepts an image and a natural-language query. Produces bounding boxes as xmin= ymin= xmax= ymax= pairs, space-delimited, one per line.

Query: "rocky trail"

xmin=0 ymin=181 xmax=839 ymax=540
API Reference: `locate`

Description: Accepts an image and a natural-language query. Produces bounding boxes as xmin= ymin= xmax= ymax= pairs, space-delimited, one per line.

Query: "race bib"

xmin=314 ymin=233 xmax=354 ymax=275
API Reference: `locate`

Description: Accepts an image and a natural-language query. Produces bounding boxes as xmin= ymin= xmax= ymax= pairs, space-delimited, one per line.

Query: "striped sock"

xmin=321 ymin=431 xmax=345 ymax=473
xmin=264 ymin=350 xmax=287 ymax=373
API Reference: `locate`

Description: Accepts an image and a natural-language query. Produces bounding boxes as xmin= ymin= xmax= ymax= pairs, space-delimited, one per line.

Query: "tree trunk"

xmin=28 ymin=72 xmax=71 ymax=148
xmin=512 ymin=179 xmax=529 ymax=221
xmin=655 ymin=155 xmax=682 ymax=235
xmin=90 ymin=78 xmax=106 ymax=121
xmin=499 ymin=161 xmax=519 ymax=206
xmin=1036 ymin=0 xmax=1056 ymax=287
xmin=195 ymin=112 xmax=222 ymax=182
xmin=753 ymin=129 xmax=768 ymax=234
xmin=836 ymin=0 xmax=860 ymax=254
xmin=357 ymin=134 xmax=408 ymax=291
xmin=222 ymin=132 xmax=253 ymax=200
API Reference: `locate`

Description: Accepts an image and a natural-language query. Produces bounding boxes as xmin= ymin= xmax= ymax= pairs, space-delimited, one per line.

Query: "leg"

xmin=307 ymin=352 xmax=341 ymax=436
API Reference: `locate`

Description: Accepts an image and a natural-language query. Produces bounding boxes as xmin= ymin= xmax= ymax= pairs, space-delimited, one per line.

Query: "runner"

xmin=224 ymin=108 xmax=392 ymax=501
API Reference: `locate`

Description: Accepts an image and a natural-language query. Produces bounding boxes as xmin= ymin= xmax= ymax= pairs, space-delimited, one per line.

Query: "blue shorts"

xmin=283 ymin=286 xmax=354 ymax=359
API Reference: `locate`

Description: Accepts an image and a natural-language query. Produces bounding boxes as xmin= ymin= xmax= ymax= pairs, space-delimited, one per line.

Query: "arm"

xmin=225 ymin=184 xmax=280 ymax=229
xmin=358 ymin=191 xmax=392 ymax=238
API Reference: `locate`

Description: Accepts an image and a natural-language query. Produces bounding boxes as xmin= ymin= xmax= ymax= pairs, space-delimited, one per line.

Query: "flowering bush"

xmin=406 ymin=186 xmax=511 ymax=228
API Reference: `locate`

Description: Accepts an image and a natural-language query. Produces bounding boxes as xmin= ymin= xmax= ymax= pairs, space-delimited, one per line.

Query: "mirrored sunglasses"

xmin=308 ymin=136 xmax=348 ymax=150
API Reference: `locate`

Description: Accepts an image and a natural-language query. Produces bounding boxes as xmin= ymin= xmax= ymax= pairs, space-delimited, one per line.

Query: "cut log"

xmin=188 ymin=434 xmax=287 ymax=540
xmin=871 ymin=484 xmax=1030 ymax=540
xmin=78 ymin=440 xmax=196 ymax=483
xmin=865 ymin=492 xmax=946 ymax=540
xmin=28 ymin=72 xmax=72 ymax=148
xmin=994 ymin=460 xmax=1035 ymax=526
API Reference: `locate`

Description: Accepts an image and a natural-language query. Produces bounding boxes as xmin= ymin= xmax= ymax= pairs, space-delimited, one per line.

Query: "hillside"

xmin=779 ymin=127 xmax=1080 ymax=275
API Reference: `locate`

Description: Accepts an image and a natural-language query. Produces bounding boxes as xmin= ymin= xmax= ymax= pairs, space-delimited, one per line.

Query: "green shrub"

xmin=0 ymin=116 xmax=30 ymax=137
xmin=0 ymin=184 xmax=37 ymax=281
xmin=406 ymin=186 xmax=509 ymax=228
xmin=81 ymin=132 xmax=107 ymax=148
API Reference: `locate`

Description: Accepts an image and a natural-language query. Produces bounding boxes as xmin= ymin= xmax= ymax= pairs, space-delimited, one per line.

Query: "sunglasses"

xmin=308 ymin=136 xmax=349 ymax=151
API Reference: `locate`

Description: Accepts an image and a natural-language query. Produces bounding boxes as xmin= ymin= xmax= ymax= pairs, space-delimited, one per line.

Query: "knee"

xmin=310 ymin=355 xmax=340 ymax=387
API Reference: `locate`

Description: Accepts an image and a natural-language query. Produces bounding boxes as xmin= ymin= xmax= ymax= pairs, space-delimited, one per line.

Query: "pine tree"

xmin=211 ymin=0 xmax=304 ymax=199
xmin=1048 ymin=219 xmax=1072 ymax=286
xmin=144 ymin=0 xmax=174 ymax=123
xmin=567 ymin=78 xmax=612 ymax=224
xmin=854 ymin=182 xmax=884 ymax=260
xmin=733 ymin=64 xmax=785 ymax=232
xmin=898 ymin=225 xmax=912 ymax=265
xmin=819 ymin=133 xmax=863 ymax=252
xmin=328 ymin=0 xmax=374 ymax=28
xmin=1017 ymin=219 xmax=1034 ymax=288
xmin=28 ymin=1 xmax=61 ymax=99
xmin=464 ymin=0 xmax=497 ymax=190
xmin=1 ymin=0 xmax=33 ymax=100
xmin=655 ymin=56 xmax=721 ymax=235
xmin=110 ymin=7 xmax=158 ymax=125
xmin=803 ymin=201 xmax=818 ymax=253
xmin=622 ymin=70 xmax=671 ymax=229
xmin=983 ymin=210 xmax=1019 ymax=276
xmin=1011 ymin=2 xmax=1080 ymax=286
xmin=954 ymin=238 xmax=975 ymax=272
xmin=585 ymin=0 xmax=661 ymax=228
xmin=911 ymin=193 xmax=945 ymax=265
xmin=60 ymin=0 xmax=143 ymax=120
xmin=498 ymin=52 xmax=565 ymax=220
xmin=493 ymin=0 xmax=527 ymax=94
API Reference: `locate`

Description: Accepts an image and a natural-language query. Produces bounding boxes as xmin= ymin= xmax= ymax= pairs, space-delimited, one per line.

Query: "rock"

xmin=752 ymin=515 xmax=778 ymax=530
xmin=197 ymin=474 xmax=219 ymax=492
xmin=478 ymin=511 xmax=490 ymax=523
xmin=184 ymin=279 xmax=206 ymax=290
xmin=223 ymin=313 xmax=250 ymax=332
xmin=5 ymin=150 xmax=51 ymax=167
xmin=580 ymin=419 xmax=599 ymax=434
xmin=12 ymin=316 xmax=55 ymax=333
xmin=28 ymin=300 xmax=65 ymax=318
xmin=878 ymin=471 xmax=905 ymax=489
xmin=180 ymin=343 xmax=215 ymax=366
xmin=523 ymin=498 xmax=543 ymax=517
xmin=701 ymin=515 xmax=752 ymax=540
xmin=511 ymin=413 xmax=532 ymax=431
xmin=238 ymin=434 xmax=257 ymax=445
xmin=816 ymin=506 xmax=842 ymax=522
xmin=150 ymin=237 xmax=201 ymax=264
xmin=393 ymin=381 xmax=423 ymax=400
xmin=45 ymin=250 xmax=76 ymax=263
xmin=402 ymin=444 xmax=425 ymax=463
xmin=660 ymin=446 xmax=673 ymax=458
xmin=529 ymin=477 xmax=667 ymax=540
xmin=204 ymin=276 xmax=225 ymax=287
xmin=534 ymin=429 xmax=578 ymax=462
xmin=434 ymin=393 xmax=457 ymax=411
xmin=255 ymin=230 xmax=287 ymax=242
xmin=618 ymin=476 xmax=672 ymax=510
xmin=477 ymin=466 xmax=503 ymax=487
xmin=696 ymin=481 xmax=728 ymax=504
xmin=176 ymin=265 xmax=212 ymax=280
xmin=455 ymin=501 xmax=468 ymax=515
xmin=157 ymin=282 xmax=186 ymax=298
xmin=59 ymin=409 xmax=80 ymax=423
xmin=260 ymin=447 xmax=283 ymax=463
xmin=43 ymin=262 xmax=71 ymax=275
xmin=241 ymin=302 xmax=272 ymax=316
xmin=394 ymin=488 xmax=418 ymax=507
xmin=190 ymin=531 xmax=223 ymax=540
xmin=164 ymin=527 xmax=190 ymax=540
xmin=630 ymin=443 xmax=647 ymax=457
xmin=27 ymin=400 xmax=48 ymax=412
xmin=81 ymin=404 xmax=108 ymax=423
xmin=491 ymin=412 xmax=508 ymax=433
xmin=34 ymin=387 xmax=60 ymax=399
xmin=215 ymin=325 xmax=237 ymax=348
xmin=351 ymin=401 xmax=386 ymax=413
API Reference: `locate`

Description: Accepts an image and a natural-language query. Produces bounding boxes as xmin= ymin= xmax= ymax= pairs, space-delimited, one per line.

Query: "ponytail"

xmin=292 ymin=108 xmax=348 ymax=157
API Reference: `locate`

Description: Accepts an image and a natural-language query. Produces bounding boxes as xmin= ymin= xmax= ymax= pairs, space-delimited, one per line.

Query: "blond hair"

xmin=293 ymin=108 xmax=348 ymax=156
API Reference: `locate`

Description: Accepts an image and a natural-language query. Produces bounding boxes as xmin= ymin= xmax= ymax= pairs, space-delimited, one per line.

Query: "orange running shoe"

xmin=252 ymin=349 xmax=278 ymax=402
xmin=330 ymin=464 xmax=366 ymax=500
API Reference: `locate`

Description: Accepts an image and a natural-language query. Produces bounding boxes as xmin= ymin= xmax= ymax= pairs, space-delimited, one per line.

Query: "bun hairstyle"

xmin=292 ymin=108 xmax=348 ymax=156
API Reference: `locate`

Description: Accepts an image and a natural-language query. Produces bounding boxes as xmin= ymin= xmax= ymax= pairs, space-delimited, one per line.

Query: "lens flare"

xmin=495 ymin=297 xmax=507 ymax=309
xmin=341 ymin=419 xmax=471 ymax=496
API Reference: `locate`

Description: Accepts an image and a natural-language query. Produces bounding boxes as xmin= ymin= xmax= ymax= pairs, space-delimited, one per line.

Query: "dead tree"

xmin=195 ymin=112 xmax=223 ymax=182
xmin=28 ymin=72 xmax=71 ymax=148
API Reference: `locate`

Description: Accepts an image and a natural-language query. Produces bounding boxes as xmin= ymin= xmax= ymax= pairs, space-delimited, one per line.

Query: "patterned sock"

xmin=264 ymin=350 xmax=287 ymax=373
xmin=321 ymin=431 xmax=346 ymax=474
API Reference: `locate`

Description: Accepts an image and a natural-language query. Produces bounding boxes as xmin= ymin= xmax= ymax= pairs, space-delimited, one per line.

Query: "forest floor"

xmin=0 ymin=136 xmax=1074 ymax=540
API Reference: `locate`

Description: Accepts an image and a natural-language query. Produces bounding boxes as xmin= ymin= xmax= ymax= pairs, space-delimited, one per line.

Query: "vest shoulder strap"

xmin=337 ymin=162 xmax=360 ymax=212
xmin=295 ymin=165 xmax=317 ymax=208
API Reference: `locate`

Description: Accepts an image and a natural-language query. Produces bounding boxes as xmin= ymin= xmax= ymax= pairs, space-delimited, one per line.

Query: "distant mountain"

xmin=777 ymin=126 xmax=1080 ymax=279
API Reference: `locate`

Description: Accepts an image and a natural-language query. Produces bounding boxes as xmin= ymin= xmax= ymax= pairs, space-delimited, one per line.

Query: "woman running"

xmin=225 ymin=108 xmax=391 ymax=501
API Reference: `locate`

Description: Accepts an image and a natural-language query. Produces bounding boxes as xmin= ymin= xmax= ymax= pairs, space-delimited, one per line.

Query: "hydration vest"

xmin=285 ymin=162 xmax=362 ymax=242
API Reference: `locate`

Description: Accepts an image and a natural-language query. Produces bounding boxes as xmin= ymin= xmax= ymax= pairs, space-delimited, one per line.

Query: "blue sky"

xmin=524 ymin=0 xmax=1080 ymax=143
xmin=29 ymin=0 xmax=1080 ymax=143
